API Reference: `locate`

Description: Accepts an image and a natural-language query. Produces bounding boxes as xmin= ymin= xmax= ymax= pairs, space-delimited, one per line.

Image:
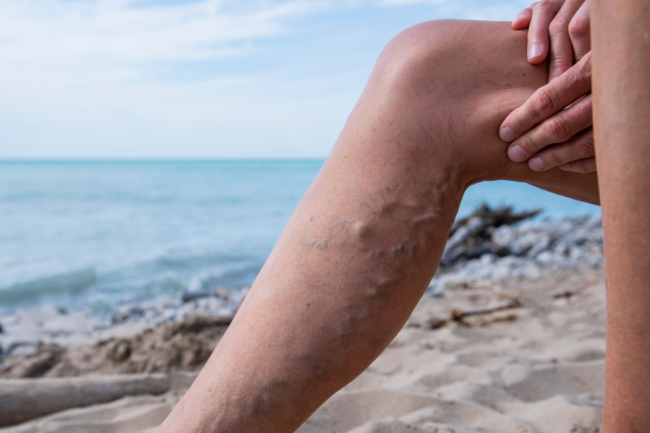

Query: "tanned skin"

xmin=592 ymin=1 xmax=650 ymax=432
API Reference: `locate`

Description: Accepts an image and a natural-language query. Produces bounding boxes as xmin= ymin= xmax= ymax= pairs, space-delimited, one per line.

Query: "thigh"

xmin=336 ymin=19 xmax=599 ymax=204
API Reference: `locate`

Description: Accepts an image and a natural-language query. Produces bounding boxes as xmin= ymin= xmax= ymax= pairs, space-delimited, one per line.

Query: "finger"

xmin=500 ymin=51 xmax=592 ymax=143
xmin=568 ymin=0 xmax=591 ymax=61
xmin=527 ymin=0 xmax=564 ymax=64
xmin=558 ymin=156 xmax=597 ymax=173
xmin=548 ymin=0 xmax=585 ymax=81
xmin=528 ymin=129 xmax=594 ymax=171
xmin=512 ymin=6 xmax=534 ymax=30
xmin=508 ymin=93 xmax=592 ymax=162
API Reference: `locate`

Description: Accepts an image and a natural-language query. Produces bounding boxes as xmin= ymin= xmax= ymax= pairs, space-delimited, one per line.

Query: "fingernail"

xmin=528 ymin=44 xmax=543 ymax=59
xmin=500 ymin=126 xmax=516 ymax=142
xmin=529 ymin=156 xmax=544 ymax=171
xmin=508 ymin=145 xmax=528 ymax=162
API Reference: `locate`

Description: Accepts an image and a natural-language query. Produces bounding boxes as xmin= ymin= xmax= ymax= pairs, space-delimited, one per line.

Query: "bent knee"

xmin=373 ymin=20 xmax=539 ymax=92
xmin=358 ymin=19 xmax=550 ymax=183
xmin=372 ymin=20 xmax=464 ymax=89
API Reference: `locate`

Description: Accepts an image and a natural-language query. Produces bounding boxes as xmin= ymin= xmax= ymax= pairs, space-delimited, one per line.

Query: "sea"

xmin=0 ymin=160 xmax=600 ymax=316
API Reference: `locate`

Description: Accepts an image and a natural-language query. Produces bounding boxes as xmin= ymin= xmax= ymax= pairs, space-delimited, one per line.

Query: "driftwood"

xmin=441 ymin=204 xmax=541 ymax=266
xmin=448 ymin=204 xmax=542 ymax=237
xmin=413 ymin=280 xmax=524 ymax=330
xmin=455 ymin=281 xmax=521 ymax=301
xmin=411 ymin=297 xmax=523 ymax=330
xmin=552 ymin=278 xmax=599 ymax=299
xmin=449 ymin=298 xmax=523 ymax=322
xmin=0 ymin=374 xmax=171 ymax=427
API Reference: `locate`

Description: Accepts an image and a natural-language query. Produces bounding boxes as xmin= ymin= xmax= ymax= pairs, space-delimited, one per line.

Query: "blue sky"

xmin=0 ymin=0 xmax=530 ymax=159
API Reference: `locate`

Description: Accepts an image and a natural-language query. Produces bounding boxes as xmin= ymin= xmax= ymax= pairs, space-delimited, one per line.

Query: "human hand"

xmin=499 ymin=52 xmax=595 ymax=173
xmin=501 ymin=1 xmax=594 ymax=173
xmin=512 ymin=0 xmax=591 ymax=82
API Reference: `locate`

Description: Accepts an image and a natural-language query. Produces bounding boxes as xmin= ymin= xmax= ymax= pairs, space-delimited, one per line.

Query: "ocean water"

xmin=0 ymin=160 xmax=600 ymax=316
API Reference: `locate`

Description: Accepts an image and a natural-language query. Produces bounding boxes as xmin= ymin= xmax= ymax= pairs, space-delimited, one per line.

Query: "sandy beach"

xmin=0 ymin=211 xmax=606 ymax=432
xmin=0 ymin=265 xmax=605 ymax=432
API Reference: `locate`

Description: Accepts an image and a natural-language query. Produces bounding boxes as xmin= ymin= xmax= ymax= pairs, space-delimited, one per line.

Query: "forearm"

xmin=592 ymin=1 xmax=650 ymax=431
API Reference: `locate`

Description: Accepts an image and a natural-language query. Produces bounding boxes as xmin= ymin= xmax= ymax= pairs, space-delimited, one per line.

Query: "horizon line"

xmin=0 ymin=157 xmax=328 ymax=163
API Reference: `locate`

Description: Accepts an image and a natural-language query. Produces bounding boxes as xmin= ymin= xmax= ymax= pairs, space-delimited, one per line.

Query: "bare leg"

xmin=157 ymin=20 xmax=598 ymax=433
xmin=592 ymin=2 xmax=650 ymax=432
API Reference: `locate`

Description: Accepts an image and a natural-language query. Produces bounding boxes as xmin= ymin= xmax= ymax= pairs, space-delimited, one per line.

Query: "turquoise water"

xmin=0 ymin=160 xmax=600 ymax=315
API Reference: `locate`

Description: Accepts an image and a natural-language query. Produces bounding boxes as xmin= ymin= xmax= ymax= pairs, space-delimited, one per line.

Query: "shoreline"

xmin=0 ymin=208 xmax=606 ymax=431
xmin=0 ymin=207 xmax=604 ymax=364
xmin=0 ymin=263 xmax=606 ymax=432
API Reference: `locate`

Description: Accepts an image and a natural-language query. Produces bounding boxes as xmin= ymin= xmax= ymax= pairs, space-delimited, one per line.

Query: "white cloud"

xmin=0 ymin=1 xmax=323 ymax=63
xmin=0 ymin=0 xmax=531 ymax=158
xmin=0 ymin=0 xmax=337 ymax=125
xmin=0 ymin=0 xmax=325 ymax=93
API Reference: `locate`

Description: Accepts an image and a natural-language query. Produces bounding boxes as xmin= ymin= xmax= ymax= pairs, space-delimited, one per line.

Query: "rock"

xmin=0 ymin=373 xmax=171 ymax=427
xmin=112 ymin=305 xmax=145 ymax=324
xmin=215 ymin=288 xmax=230 ymax=300
xmin=182 ymin=287 xmax=232 ymax=304
xmin=196 ymin=297 xmax=223 ymax=314
xmin=181 ymin=290 xmax=211 ymax=303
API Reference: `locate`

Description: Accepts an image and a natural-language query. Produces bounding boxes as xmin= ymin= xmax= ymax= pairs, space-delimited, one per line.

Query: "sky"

xmin=0 ymin=0 xmax=531 ymax=159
